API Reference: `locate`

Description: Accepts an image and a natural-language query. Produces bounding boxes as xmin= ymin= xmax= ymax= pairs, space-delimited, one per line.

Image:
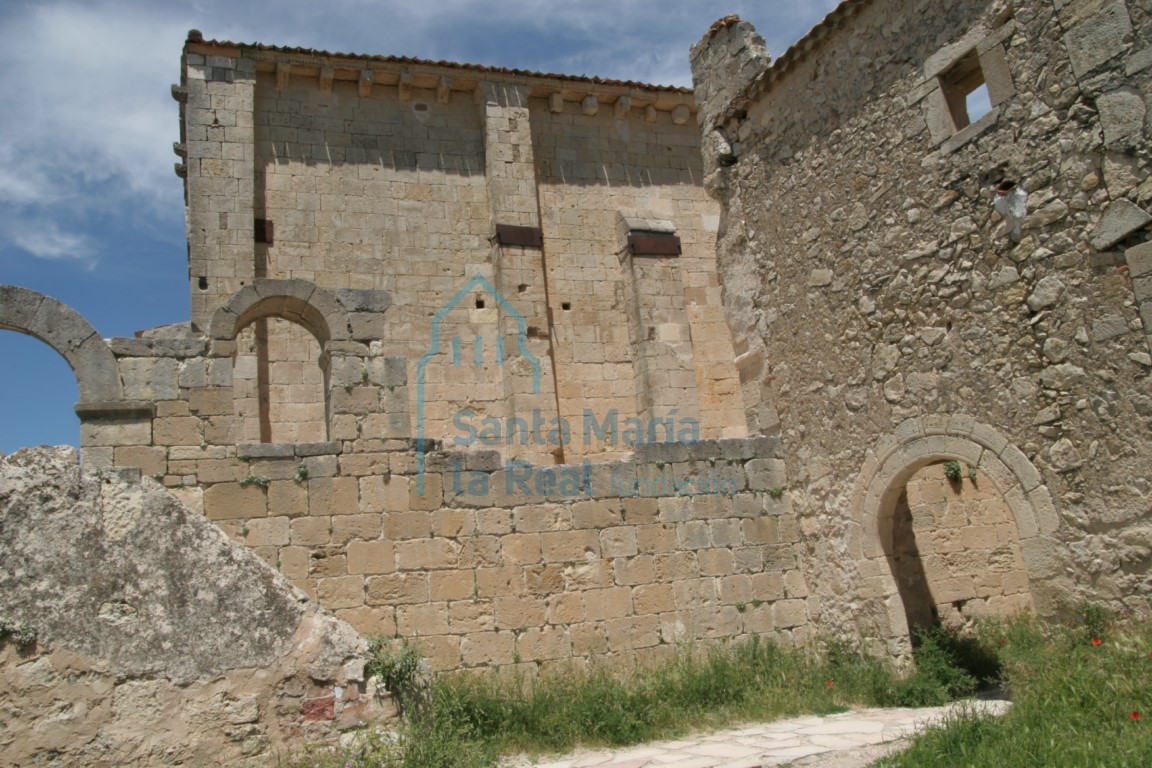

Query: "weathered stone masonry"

xmin=0 ymin=447 xmax=388 ymax=766
xmin=692 ymin=0 xmax=1152 ymax=654
xmin=2 ymin=33 xmax=817 ymax=679
xmin=3 ymin=0 xmax=1152 ymax=697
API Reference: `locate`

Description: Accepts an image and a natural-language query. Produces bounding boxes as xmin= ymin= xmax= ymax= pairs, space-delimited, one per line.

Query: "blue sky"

xmin=0 ymin=0 xmax=840 ymax=453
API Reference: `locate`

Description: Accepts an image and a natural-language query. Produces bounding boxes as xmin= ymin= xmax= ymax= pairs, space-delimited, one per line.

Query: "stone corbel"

xmin=399 ymin=72 xmax=414 ymax=102
xmin=276 ymin=62 xmax=291 ymax=90
xmin=437 ymin=77 xmax=452 ymax=104
xmin=358 ymin=69 xmax=373 ymax=98
xmin=319 ymin=67 xmax=334 ymax=93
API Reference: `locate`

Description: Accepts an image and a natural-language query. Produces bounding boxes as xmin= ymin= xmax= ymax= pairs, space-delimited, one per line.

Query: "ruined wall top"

xmin=689 ymin=15 xmax=771 ymax=131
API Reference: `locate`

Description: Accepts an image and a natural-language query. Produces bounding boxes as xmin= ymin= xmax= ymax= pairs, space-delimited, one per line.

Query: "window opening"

xmin=940 ymin=51 xmax=990 ymax=130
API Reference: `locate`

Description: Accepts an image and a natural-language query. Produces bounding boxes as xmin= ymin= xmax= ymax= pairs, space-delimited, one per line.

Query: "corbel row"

xmin=268 ymin=60 xmax=692 ymax=123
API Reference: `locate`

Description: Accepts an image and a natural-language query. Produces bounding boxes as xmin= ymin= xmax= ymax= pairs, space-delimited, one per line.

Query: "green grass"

xmin=879 ymin=612 xmax=1152 ymax=768
xmin=294 ymin=630 xmax=986 ymax=768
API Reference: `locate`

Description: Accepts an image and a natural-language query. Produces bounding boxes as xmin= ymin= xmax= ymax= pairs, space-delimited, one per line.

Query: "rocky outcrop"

xmin=0 ymin=447 xmax=393 ymax=767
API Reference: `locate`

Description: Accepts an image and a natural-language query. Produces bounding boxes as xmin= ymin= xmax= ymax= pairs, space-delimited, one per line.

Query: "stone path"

xmin=502 ymin=699 xmax=1009 ymax=768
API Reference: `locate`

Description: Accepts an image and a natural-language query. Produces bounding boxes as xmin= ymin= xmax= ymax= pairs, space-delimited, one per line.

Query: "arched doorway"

xmin=884 ymin=461 xmax=1032 ymax=635
xmin=852 ymin=416 xmax=1069 ymax=648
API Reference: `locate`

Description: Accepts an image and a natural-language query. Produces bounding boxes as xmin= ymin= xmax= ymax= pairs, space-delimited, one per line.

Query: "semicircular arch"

xmin=0 ymin=285 xmax=123 ymax=403
xmin=208 ymin=279 xmax=350 ymax=348
xmin=851 ymin=415 xmax=1068 ymax=634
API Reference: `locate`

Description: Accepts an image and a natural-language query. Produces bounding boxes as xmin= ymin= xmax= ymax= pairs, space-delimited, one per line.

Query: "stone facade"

xmin=176 ymin=33 xmax=747 ymax=463
xmin=2 ymin=0 xmax=1151 ymax=691
xmin=692 ymin=0 xmax=1152 ymax=654
xmin=0 ymin=33 xmax=789 ymax=679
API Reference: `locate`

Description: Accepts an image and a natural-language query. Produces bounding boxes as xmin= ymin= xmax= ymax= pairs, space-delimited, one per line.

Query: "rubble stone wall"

xmin=692 ymin=0 xmax=1152 ymax=654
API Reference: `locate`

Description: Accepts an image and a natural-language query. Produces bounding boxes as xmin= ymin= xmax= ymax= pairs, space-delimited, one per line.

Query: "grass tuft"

xmin=879 ymin=613 xmax=1152 ymax=767
xmin=294 ymin=630 xmax=994 ymax=767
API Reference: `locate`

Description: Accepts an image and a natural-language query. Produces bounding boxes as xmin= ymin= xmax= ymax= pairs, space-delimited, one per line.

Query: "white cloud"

xmin=6 ymin=219 xmax=96 ymax=267
xmin=0 ymin=2 xmax=191 ymax=215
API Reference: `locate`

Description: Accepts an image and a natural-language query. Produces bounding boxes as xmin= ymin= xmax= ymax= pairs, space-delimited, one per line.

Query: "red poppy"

xmin=1091 ymin=638 xmax=1102 ymax=646
xmin=1132 ymin=712 xmax=1141 ymax=721
xmin=826 ymin=680 xmax=834 ymax=687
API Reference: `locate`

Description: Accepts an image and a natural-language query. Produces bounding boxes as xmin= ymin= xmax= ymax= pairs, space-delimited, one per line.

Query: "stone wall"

xmin=0 ymin=275 xmax=811 ymax=673
xmin=692 ymin=0 xmax=1152 ymax=654
xmin=177 ymin=37 xmax=749 ymax=460
xmin=0 ymin=447 xmax=390 ymax=767
xmin=6 ymin=0 xmax=1152 ymax=688
xmin=204 ymin=435 xmax=807 ymax=672
xmin=0 ymin=37 xmax=798 ymax=674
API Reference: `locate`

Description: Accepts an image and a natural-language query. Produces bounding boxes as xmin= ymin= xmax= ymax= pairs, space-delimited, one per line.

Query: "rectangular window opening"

xmin=940 ymin=51 xmax=988 ymax=131
xmin=627 ymin=231 xmax=682 ymax=257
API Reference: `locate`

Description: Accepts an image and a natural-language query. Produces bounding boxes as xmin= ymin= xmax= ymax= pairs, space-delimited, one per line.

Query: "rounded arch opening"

xmin=233 ymin=315 xmax=330 ymax=444
xmin=853 ymin=417 xmax=1064 ymax=646
xmin=0 ymin=331 xmax=81 ymax=452
xmin=210 ymin=280 xmax=347 ymax=445
xmin=879 ymin=460 xmax=1033 ymax=637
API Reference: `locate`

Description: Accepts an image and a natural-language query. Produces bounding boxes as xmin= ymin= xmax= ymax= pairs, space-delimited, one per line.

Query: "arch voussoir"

xmin=852 ymin=415 xmax=1067 ymax=621
xmin=0 ymin=285 xmax=123 ymax=403
xmin=208 ymin=279 xmax=351 ymax=347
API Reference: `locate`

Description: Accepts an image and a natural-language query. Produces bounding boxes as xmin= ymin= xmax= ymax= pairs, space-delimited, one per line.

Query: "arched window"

xmin=233 ymin=316 xmax=328 ymax=443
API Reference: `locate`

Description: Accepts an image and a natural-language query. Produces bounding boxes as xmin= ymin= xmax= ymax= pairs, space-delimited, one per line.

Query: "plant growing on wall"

xmin=367 ymin=637 xmax=428 ymax=720
xmin=0 ymin=618 xmax=37 ymax=646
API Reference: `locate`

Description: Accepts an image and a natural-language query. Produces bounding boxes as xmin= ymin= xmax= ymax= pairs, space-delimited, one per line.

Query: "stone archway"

xmin=0 ymin=285 xmax=123 ymax=404
xmin=850 ymin=415 xmax=1069 ymax=644
xmin=207 ymin=279 xmax=350 ymax=348
xmin=208 ymin=280 xmax=348 ymax=443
